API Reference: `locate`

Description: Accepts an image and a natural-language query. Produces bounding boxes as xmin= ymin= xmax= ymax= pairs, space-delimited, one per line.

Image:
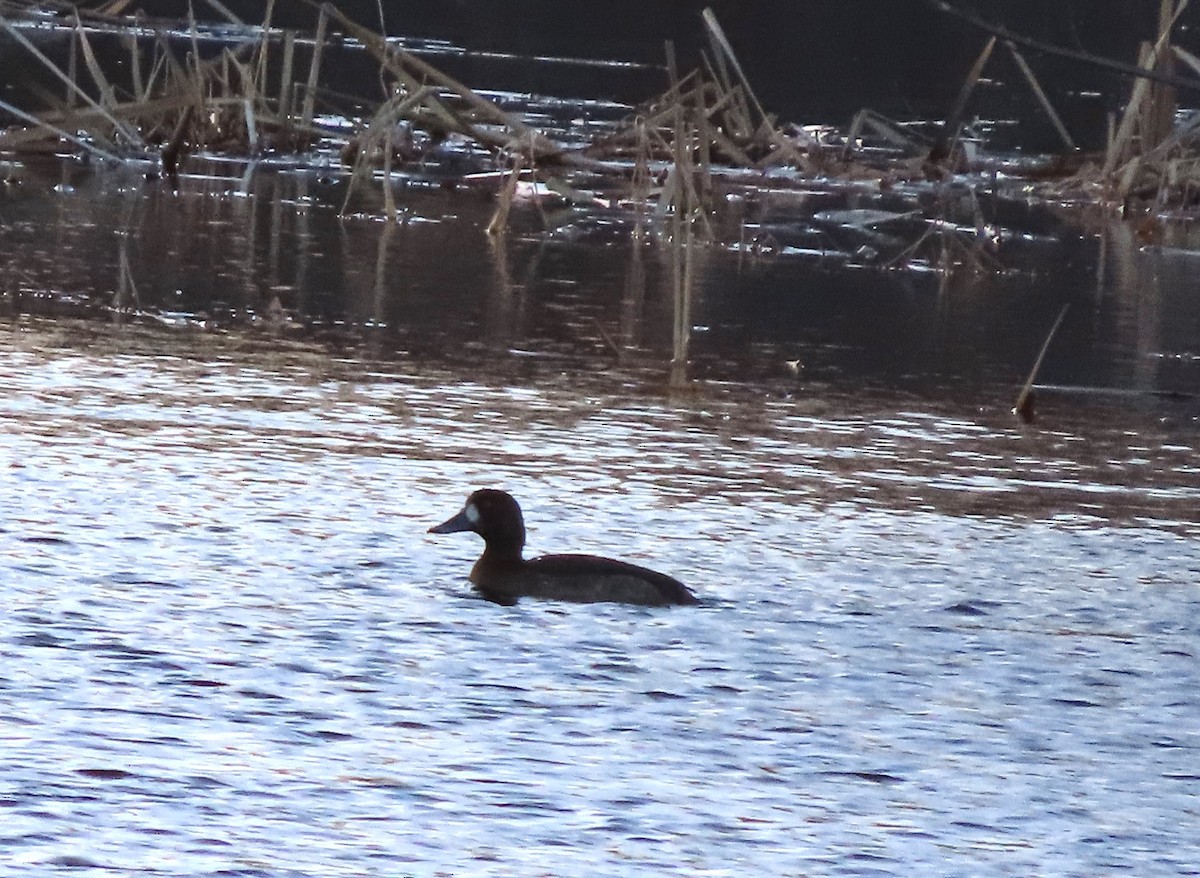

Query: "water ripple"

xmin=2 ymin=325 xmax=1199 ymax=875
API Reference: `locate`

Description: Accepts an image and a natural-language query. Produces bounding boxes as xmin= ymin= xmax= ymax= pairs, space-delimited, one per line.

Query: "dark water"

xmin=2 ymin=158 xmax=1200 ymax=875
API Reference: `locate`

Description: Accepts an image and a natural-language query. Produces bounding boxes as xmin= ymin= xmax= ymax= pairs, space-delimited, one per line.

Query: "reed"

xmin=0 ymin=96 xmax=121 ymax=161
xmin=0 ymin=12 xmax=134 ymax=146
xmin=126 ymin=30 xmax=144 ymax=102
xmin=928 ymin=37 xmax=995 ymax=164
xmin=338 ymin=85 xmax=436 ymax=215
xmin=4 ymin=0 xmax=1199 ymax=244
xmin=701 ymin=8 xmax=768 ymax=136
xmin=1103 ymin=0 xmax=1189 ymax=177
xmin=114 ymin=237 xmax=141 ymax=320
xmin=278 ymin=30 xmax=295 ymax=124
xmin=1005 ymin=41 xmax=1075 ymax=152
xmin=487 ymin=159 xmax=523 ymax=237
xmin=299 ymin=3 xmax=327 ymax=131
xmin=1013 ymin=304 xmax=1069 ymax=423
xmin=663 ymin=94 xmax=707 ymax=387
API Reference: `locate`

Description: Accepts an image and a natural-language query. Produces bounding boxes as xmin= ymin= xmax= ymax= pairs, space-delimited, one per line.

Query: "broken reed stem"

xmin=187 ymin=0 xmax=202 ymax=86
xmin=0 ymin=13 xmax=135 ymax=148
xmin=695 ymin=108 xmax=713 ymax=202
xmin=315 ymin=2 xmax=492 ymax=144
xmin=1160 ymin=0 xmax=1176 ymax=34
xmin=254 ymin=0 xmax=277 ymax=96
xmin=381 ymin=124 xmax=396 ymax=220
xmin=340 ymin=85 xmax=437 ymax=215
xmin=700 ymin=50 xmax=740 ymax=133
xmin=843 ymin=111 xmax=865 ymax=161
xmin=1005 ymin=41 xmax=1075 ymax=151
xmin=701 ymin=7 xmax=769 ymax=130
xmin=243 ymin=97 xmax=258 ymax=152
xmin=279 ymin=30 xmax=296 ymax=123
xmin=143 ymin=40 xmax=169 ymax=98
xmin=670 ymin=107 xmax=685 ymax=357
xmin=664 ymin=40 xmax=679 ymax=93
xmin=881 ymin=223 xmax=937 ymax=270
xmin=0 ymin=91 xmax=234 ymax=151
xmin=0 ymin=96 xmax=122 ymax=161
xmin=126 ymin=31 xmax=144 ymax=102
xmin=1104 ymin=0 xmax=1190 ymax=176
xmin=655 ymin=44 xmax=714 ymax=243
xmin=1106 ymin=44 xmax=1159 ymax=177
xmin=1142 ymin=1 xmax=1182 ymax=153
xmin=300 ymin=4 xmax=328 ymax=130
xmin=1013 ymin=303 xmax=1069 ymax=422
xmin=700 ymin=52 xmax=747 ymax=140
xmin=631 ymin=119 xmax=651 ymax=240
xmin=668 ymin=101 xmax=701 ymax=382
xmin=312 ymin=2 xmax=554 ymax=154
xmin=162 ymin=103 xmax=194 ymax=178
xmin=590 ymin=317 xmax=622 ymax=358
xmin=66 ymin=23 xmax=78 ymax=109
xmin=584 ymin=71 xmax=701 ymax=155
xmin=487 ymin=159 xmax=522 ymax=236
xmin=929 ymin=36 xmax=996 ymax=163
xmin=117 ymin=237 xmax=141 ymax=314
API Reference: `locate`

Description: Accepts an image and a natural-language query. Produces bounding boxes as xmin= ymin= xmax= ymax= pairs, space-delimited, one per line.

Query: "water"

xmin=2 ymin=160 xmax=1200 ymax=875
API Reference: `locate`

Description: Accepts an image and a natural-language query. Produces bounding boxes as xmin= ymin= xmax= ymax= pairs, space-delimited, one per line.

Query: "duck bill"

xmin=428 ymin=508 xmax=474 ymax=534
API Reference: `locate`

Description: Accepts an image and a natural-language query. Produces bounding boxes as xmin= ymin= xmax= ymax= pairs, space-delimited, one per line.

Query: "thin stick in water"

xmin=1005 ymin=41 xmax=1075 ymax=151
xmin=300 ymin=4 xmax=328 ymax=130
xmin=487 ymin=158 xmax=522 ymax=237
xmin=928 ymin=36 xmax=996 ymax=163
xmin=1013 ymin=303 xmax=1069 ymax=423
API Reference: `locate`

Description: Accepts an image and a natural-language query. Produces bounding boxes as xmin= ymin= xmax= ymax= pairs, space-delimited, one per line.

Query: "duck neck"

xmin=481 ymin=539 xmax=524 ymax=566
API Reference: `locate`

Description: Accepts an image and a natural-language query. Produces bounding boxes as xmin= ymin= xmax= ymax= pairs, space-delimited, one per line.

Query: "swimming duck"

xmin=428 ymin=489 xmax=698 ymax=607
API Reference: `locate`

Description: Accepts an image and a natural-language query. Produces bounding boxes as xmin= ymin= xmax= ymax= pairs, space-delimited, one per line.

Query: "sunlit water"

xmin=2 ymin=163 xmax=1200 ymax=875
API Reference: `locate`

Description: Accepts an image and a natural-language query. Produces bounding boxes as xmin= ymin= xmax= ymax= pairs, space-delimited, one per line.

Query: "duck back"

xmin=473 ymin=553 xmax=698 ymax=607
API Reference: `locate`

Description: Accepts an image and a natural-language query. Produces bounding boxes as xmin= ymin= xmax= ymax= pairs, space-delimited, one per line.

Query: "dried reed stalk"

xmin=116 ymin=238 xmax=141 ymax=317
xmin=162 ymin=103 xmax=194 ymax=178
xmin=300 ymin=3 xmax=327 ymax=130
xmin=278 ymin=30 xmax=296 ymax=122
xmin=1104 ymin=0 xmax=1190 ymax=176
xmin=126 ymin=32 xmax=144 ymax=102
xmin=1005 ymin=41 xmax=1075 ymax=151
xmin=381 ymin=125 xmax=396 ymax=220
xmin=1013 ymin=304 xmax=1069 ymax=423
xmin=701 ymin=8 xmax=769 ymax=130
xmin=487 ymin=159 xmax=523 ymax=237
xmin=253 ymin=0 xmax=277 ymax=96
xmin=929 ymin=36 xmax=996 ymax=163
xmin=0 ymin=96 xmax=121 ymax=161
xmin=0 ymin=13 xmax=134 ymax=147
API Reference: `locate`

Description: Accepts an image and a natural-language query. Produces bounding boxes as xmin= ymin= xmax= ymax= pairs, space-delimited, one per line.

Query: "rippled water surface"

xmin=2 ymin=162 xmax=1200 ymax=875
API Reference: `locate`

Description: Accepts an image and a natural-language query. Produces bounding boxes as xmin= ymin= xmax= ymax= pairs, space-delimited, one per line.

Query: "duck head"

xmin=428 ymin=489 xmax=526 ymax=559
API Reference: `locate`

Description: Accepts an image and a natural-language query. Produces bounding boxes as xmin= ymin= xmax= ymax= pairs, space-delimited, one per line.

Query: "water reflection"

xmin=2 ymin=159 xmax=1200 ymax=876
xmin=2 ymin=158 xmax=1198 ymax=406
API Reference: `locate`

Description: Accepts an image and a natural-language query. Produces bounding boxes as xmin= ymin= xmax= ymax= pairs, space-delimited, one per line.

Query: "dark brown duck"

xmin=428 ymin=489 xmax=698 ymax=607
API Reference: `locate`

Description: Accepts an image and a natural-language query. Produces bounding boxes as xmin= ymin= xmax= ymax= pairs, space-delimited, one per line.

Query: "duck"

xmin=428 ymin=489 xmax=698 ymax=607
